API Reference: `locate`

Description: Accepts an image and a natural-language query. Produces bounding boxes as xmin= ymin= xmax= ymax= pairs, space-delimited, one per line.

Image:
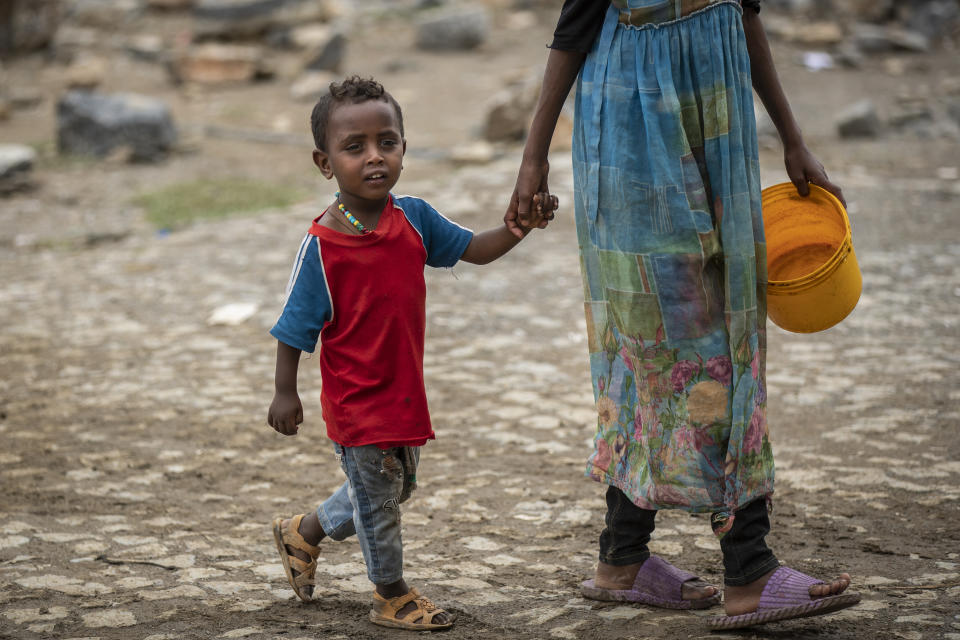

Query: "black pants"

xmin=598 ymin=486 xmax=780 ymax=586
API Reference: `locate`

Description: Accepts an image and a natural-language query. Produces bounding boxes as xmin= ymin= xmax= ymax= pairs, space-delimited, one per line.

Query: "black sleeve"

xmin=549 ymin=0 xmax=610 ymax=53
xmin=742 ymin=0 xmax=761 ymax=13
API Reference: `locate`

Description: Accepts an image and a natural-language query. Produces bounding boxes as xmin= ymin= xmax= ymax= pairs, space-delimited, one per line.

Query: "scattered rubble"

xmin=0 ymin=0 xmax=957 ymax=178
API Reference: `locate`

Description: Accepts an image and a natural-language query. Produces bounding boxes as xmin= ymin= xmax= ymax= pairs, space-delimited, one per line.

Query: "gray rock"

xmin=56 ymin=91 xmax=177 ymax=163
xmin=194 ymin=0 xmax=331 ymax=41
xmin=835 ymin=42 xmax=865 ymax=68
xmin=482 ymin=73 xmax=540 ymax=143
xmin=0 ymin=143 xmax=37 ymax=194
xmin=947 ymin=100 xmax=960 ymax=127
xmin=290 ymin=71 xmax=335 ymax=102
xmin=126 ymin=34 xmax=166 ymax=62
xmin=941 ymin=77 xmax=960 ymax=96
xmin=69 ymin=0 xmax=143 ymax=28
xmin=0 ymin=0 xmax=62 ymax=54
xmin=303 ymin=29 xmax=345 ymax=73
xmin=835 ymin=0 xmax=895 ymax=23
xmin=897 ymin=1 xmax=960 ymax=43
xmin=836 ymin=100 xmax=881 ymax=138
xmin=0 ymin=143 xmax=35 ymax=176
xmin=885 ymin=27 xmax=931 ymax=53
xmin=888 ymin=105 xmax=935 ymax=132
xmin=416 ymin=7 xmax=490 ymax=51
xmin=483 ymin=92 xmax=528 ymax=142
xmin=8 ymin=87 xmax=44 ymax=109
xmin=850 ymin=23 xmax=897 ymax=53
xmin=851 ymin=22 xmax=931 ymax=54
xmin=146 ymin=0 xmax=195 ymax=8
xmin=763 ymin=0 xmax=815 ymax=13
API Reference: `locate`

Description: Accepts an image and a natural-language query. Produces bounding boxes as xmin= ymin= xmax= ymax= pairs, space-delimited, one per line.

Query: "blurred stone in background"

xmin=56 ymin=90 xmax=177 ymax=162
xmin=0 ymin=143 xmax=37 ymax=194
xmin=415 ymin=6 xmax=490 ymax=51
xmin=192 ymin=0 xmax=340 ymax=41
xmin=0 ymin=0 xmax=62 ymax=55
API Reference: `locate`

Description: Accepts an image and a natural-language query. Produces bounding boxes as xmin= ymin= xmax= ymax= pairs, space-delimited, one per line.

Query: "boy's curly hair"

xmin=310 ymin=76 xmax=404 ymax=151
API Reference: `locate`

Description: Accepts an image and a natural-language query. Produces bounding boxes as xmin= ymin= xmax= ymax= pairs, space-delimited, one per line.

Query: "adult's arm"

xmin=742 ymin=9 xmax=846 ymax=206
xmin=505 ymin=0 xmax=606 ymax=237
xmin=506 ymin=49 xmax=585 ymax=236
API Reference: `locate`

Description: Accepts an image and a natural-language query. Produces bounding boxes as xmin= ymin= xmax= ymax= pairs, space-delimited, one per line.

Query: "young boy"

xmin=266 ymin=76 xmax=556 ymax=631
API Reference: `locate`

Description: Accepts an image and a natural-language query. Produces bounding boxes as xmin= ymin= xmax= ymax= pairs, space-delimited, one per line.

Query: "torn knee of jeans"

xmin=381 ymin=453 xmax=402 ymax=477
xmin=382 ymin=497 xmax=400 ymax=512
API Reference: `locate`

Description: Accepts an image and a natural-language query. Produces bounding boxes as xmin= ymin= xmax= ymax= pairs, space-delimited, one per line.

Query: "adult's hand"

xmin=784 ymin=143 xmax=846 ymax=208
xmin=505 ymin=157 xmax=551 ymax=238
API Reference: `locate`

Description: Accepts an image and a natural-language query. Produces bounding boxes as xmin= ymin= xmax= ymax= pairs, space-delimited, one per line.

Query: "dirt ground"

xmin=1 ymin=5 xmax=959 ymax=640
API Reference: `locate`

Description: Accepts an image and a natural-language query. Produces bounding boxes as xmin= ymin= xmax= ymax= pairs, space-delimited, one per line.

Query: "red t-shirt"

xmin=270 ymin=195 xmax=473 ymax=447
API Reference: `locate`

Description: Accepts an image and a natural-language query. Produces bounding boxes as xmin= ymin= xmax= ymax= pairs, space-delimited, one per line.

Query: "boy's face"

xmin=312 ymin=99 xmax=405 ymax=206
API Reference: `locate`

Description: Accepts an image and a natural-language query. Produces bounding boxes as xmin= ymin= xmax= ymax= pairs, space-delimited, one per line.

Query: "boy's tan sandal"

xmin=369 ymin=587 xmax=455 ymax=630
xmin=272 ymin=514 xmax=321 ymax=602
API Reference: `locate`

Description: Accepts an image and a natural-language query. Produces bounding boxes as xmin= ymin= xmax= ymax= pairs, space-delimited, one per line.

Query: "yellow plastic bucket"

xmin=761 ymin=183 xmax=861 ymax=333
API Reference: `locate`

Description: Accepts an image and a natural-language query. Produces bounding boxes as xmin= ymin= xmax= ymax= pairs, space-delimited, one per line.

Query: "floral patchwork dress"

xmin=574 ymin=0 xmax=774 ymax=517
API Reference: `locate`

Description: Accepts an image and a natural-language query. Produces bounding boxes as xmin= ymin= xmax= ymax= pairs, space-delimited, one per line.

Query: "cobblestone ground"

xmin=1 ymin=152 xmax=959 ymax=640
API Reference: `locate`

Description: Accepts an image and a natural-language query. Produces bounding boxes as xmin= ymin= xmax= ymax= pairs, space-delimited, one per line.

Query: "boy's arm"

xmin=742 ymin=10 xmax=846 ymax=207
xmin=267 ymin=341 xmax=304 ymax=436
xmin=459 ymin=225 xmax=524 ymax=266
xmin=460 ymin=193 xmax=557 ymax=265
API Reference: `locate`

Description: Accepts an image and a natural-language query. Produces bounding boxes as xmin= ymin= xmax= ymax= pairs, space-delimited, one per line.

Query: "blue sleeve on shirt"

xmin=395 ymin=195 xmax=474 ymax=268
xmin=269 ymin=235 xmax=331 ymax=353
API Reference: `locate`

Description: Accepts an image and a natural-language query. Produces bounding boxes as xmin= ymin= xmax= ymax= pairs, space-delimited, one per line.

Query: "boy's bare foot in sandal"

xmin=370 ymin=579 xmax=455 ymax=630
xmin=274 ymin=513 xmax=453 ymax=628
xmin=273 ymin=513 xmax=325 ymax=601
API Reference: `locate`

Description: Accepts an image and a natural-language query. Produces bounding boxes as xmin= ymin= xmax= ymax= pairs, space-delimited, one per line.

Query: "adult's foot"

xmin=594 ymin=559 xmax=719 ymax=602
xmin=723 ymin=568 xmax=852 ymax=616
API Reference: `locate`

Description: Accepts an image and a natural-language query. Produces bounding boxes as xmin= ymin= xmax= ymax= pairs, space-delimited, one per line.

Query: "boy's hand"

xmin=521 ymin=191 xmax=558 ymax=232
xmin=268 ymin=391 xmax=303 ymax=436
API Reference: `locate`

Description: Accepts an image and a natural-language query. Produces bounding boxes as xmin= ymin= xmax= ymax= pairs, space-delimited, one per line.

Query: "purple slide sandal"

xmin=708 ymin=566 xmax=861 ymax=630
xmin=581 ymin=555 xmax=721 ymax=610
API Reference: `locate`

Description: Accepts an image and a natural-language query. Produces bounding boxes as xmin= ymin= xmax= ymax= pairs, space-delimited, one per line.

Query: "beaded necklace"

xmin=334 ymin=192 xmax=367 ymax=233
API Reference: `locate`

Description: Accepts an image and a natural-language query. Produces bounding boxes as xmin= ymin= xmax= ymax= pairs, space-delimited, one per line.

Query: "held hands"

xmin=784 ymin=143 xmax=846 ymax=208
xmin=526 ymin=191 xmax=558 ymax=233
xmin=505 ymin=159 xmax=557 ymax=238
xmin=267 ymin=391 xmax=303 ymax=436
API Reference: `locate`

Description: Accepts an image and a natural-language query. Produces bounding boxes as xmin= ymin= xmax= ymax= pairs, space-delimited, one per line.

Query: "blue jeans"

xmin=315 ymin=444 xmax=419 ymax=585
